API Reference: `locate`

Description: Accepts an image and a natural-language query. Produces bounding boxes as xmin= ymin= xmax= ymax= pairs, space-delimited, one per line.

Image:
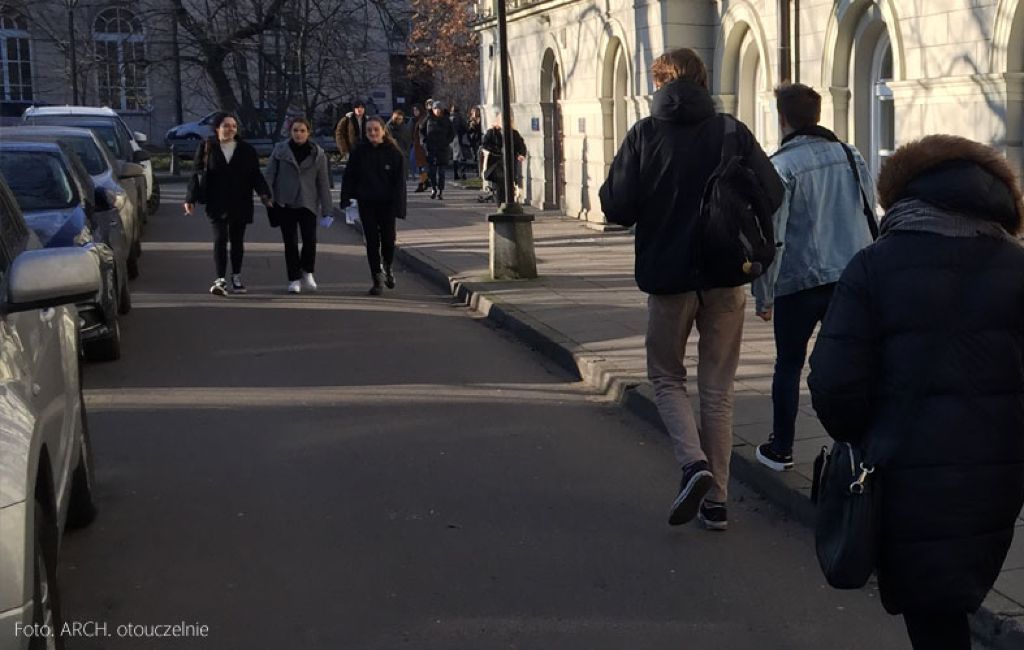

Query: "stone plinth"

xmin=488 ymin=211 xmax=537 ymax=280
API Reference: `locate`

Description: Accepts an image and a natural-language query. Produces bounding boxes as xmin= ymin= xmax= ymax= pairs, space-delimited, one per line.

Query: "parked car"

xmin=164 ymin=111 xmax=216 ymax=147
xmin=22 ymin=105 xmax=160 ymax=214
xmin=0 ymin=175 xmax=101 ymax=650
xmin=0 ymin=125 xmax=145 ymax=279
xmin=0 ymin=141 xmax=127 ymax=361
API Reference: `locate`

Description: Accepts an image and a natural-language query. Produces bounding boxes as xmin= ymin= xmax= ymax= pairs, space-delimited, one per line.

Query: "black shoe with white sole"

xmin=698 ymin=502 xmax=728 ymax=531
xmin=755 ymin=442 xmax=794 ymax=472
xmin=668 ymin=460 xmax=714 ymax=526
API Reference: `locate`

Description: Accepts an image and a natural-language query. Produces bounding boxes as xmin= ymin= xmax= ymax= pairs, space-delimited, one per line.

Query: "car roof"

xmin=0 ymin=125 xmax=101 ymax=139
xmin=0 ymin=140 xmax=64 ymax=153
xmin=22 ymin=105 xmax=119 ymax=117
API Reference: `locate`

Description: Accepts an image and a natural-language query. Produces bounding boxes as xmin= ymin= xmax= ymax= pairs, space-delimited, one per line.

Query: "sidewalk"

xmin=389 ymin=182 xmax=1024 ymax=649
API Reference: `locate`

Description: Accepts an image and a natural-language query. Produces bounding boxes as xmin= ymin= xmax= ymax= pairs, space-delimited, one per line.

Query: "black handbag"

xmin=190 ymin=140 xmax=211 ymax=204
xmin=812 ymin=442 xmax=881 ymax=589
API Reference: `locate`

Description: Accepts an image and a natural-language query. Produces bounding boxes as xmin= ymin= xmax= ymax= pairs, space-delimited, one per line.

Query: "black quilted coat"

xmin=808 ymin=135 xmax=1024 ymax=614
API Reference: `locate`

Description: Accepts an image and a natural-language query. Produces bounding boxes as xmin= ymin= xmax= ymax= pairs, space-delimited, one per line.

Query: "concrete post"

xmin=169 ymin=145 xmax=180 ymax=176
xmin=488 ymin=211 xmax=537 ymax=279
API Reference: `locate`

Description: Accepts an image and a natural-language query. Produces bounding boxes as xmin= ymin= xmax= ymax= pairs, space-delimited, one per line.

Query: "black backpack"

xmin=697 ymin=115 xmax=776 ymax=287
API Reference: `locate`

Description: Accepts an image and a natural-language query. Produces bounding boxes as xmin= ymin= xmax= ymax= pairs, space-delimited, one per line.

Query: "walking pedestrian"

xmin=467 ymin=106 xmax=483 ymax=177
xmin=751 ymin=83 xmax=877 ymax=472
xmin=599 ymin=48 xmax=784 ymax=530
xmin=450 ymin=105 xmax=471 ymax=180
xmin=265 ymin=117 xmax=334 ymax=294
xmin=184 ymin=112 xmax=272 ymax=296
xmin=339 ymin=116 xmax=407 ymax=296
xmin=479 ymin=113 xmax=527 ymax=205
xmin=334 ymin=100 xmax=368 ymax=158
xmin=412 ymin=104 xmax=430 ymax=193
xmin=386 ymin=109 xmax=413 ymax=178
xmin=808 ymin=134 xmax=1024 ymax=650
xmin=419 ymin=100 xmax=455 ymax=200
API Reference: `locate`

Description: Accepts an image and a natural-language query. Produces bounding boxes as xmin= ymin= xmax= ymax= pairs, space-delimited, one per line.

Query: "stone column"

xmin=489 ymin=212 xmax=537 ymax=279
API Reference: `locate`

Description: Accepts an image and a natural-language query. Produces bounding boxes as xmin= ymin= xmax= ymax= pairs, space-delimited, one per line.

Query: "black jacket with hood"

xmin=808 ymin=135 xmax=1024 ymax=615
xmin=599 ymin=79 xmax=783 ymax=294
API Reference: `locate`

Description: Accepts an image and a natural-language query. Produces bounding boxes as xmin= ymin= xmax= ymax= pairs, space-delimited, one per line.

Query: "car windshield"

xmin=62 ymin=137 xmax=108 ymax=175
xmin=0 ymin=151 xmax=76 ymax=211
xmin=85 ymin=125 xmax=124 ymax=159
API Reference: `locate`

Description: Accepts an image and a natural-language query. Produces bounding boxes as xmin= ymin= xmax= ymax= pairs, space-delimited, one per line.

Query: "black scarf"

xmin=780 ymin=124 xmax=840 ymax=147
xmin=289 ymin=139 xmax=313 ymax=165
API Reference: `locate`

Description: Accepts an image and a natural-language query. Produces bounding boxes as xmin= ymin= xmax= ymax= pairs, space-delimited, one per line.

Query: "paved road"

xmin=57 ymin=183 xmax=915 ymax=649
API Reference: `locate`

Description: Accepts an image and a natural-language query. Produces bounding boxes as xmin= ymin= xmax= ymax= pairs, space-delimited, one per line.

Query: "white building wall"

xmin=479 ymin=0 xmax=1024 ymax=224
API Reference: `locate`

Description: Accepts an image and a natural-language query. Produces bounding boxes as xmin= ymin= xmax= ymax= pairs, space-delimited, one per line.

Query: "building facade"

xmin=474 ymin=0 xmax=1024 ymax=226
xmin=0 ymin=0 xmax=409 ymax=143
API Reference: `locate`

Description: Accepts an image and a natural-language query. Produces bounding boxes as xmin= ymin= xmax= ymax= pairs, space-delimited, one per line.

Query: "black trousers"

xmin=426 ymin=154 xmax=446 ymax=191
xmin=278 ymin=207 xmax=317 ymax=281
xmin=359 ymin=202 xmax=396 ymax=278
xmin=903 ymin=611 xmax=971 ymax=650
xmin=211 ymin=219 xmax=247 ymax=278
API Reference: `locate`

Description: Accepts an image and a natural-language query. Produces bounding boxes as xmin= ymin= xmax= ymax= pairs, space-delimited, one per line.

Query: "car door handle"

xmin=40 ymin=308 xmax=56 ymax=324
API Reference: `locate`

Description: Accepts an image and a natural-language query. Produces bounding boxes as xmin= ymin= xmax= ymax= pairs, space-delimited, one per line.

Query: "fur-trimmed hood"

xmin=878 ymin=135 xmax=1024 ymax=235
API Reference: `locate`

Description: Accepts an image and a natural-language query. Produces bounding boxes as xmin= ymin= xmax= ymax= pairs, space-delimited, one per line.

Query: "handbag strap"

xmin=840 ymin=143 xmax=879 ymax=240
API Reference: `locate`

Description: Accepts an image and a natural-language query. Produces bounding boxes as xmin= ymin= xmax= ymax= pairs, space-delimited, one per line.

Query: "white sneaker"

xmin=287 ymin=280 xmax=301 ymax=294
xmin=301 ymin=272 xmax=317 ymax=291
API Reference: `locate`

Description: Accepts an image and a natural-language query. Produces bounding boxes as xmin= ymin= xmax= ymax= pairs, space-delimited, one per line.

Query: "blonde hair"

xmin=651 ymin=48 xmax=708 ymax=89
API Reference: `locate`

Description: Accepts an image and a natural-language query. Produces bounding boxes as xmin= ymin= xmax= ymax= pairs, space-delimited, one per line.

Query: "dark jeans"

xmin=278 ymin=207 xmax=317 ymax=281
xmin=426 ymin=154 xmax=446 ymax=191
xmin=359 ymin=201 xmax=397 ymax=277
xmin=770 ymin=283 xmax=836 ymax=453
xmin=903 ymin=611 xmax=971 ymax=650
xmin=211 ymin=219 xmax=247 ymax=278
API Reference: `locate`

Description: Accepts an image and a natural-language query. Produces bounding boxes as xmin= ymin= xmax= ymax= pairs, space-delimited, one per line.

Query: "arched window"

xmin=0 ymin=7 xmax=32 ymax=101
xmin=93 ymin=8 xmax=146 ymax=110
xmin=871 ymin=33 xmax=894 ymax=175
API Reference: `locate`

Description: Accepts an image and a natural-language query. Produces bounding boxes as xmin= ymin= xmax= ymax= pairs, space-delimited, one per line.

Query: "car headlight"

xmin=73 ymin=225 xmax=93 ymax=246
xmin=107 ymin=188 xmax=126 ymax=210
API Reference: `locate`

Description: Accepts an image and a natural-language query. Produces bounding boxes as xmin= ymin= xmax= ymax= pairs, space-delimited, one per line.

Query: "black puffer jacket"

xmin=599 ymin=79 xmax=783 ymax=294
xmin=808 ymin=135 xmax=1024 ymax=615
xmin=339 ymin=140 xmax=407 ymax=219
xmin=419 ymin=112 xmax=455 ymax=162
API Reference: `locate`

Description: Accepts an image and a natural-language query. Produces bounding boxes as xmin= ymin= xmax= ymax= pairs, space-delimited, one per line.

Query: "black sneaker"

xmin=209 ymin=278 xmax=228 ymax=297
xmin=368 ymin=273 xmax=384 ymax=296
xmin=430 ymin=189 xmax=437 ymax=199
xmin=698 ymin=502 xmax=728 ymax=531
xmin=668 ymin=460 xmax=714 ymax=526
xmin=230 ymin=274 xmax=247 ymax=294
xmin=383 ymin=267 xmax=396 ymax=289
xmin=755 ymin=441 xmax=794 ymax=472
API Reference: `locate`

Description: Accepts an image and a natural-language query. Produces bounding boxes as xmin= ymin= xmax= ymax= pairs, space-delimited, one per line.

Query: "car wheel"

xmin=30 ymin=500 xmax=66 ymax=650
xmin=67 ymin=396 xmax=99 ymax=529
xmin=146 ymin=177 xmax=161 ymax=213
xmin=85 ymin=317 xmax=121 ymax=363
xmin=118 ymin=271 xmax=132 ymax=315
xmin=127 ymin=245 xmax=140 ymax=280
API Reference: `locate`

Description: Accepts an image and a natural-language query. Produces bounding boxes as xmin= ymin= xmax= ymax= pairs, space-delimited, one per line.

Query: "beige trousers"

xmin=646 ymin=287 xmax=746 ymax=503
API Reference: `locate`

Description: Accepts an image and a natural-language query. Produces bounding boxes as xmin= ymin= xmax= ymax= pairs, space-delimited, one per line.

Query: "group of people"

xmin=600 ymin=47 xmax=1024 ymax=649
xmin=184 ymin=109 xmax=407 ymax=297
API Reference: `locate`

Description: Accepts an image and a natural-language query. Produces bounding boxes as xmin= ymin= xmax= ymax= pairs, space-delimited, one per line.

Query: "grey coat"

xmin=265 ymin=140 xmax=333 ymax=216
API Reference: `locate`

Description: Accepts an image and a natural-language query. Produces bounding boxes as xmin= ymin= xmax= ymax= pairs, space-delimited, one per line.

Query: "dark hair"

xmin=366 ymin=115 xmax=400 ymax=151
xmin=289 ymin=116 xmax=312 ymax=131
xmin=211 ymin=112 xmax=239 ymax=130
xmin=775 ymin=83 xmax=822 ymax=130
xmin=391 ymin=109 xmax=405 ymax=118
xmin=651 ymin=48 xmax=708 ymax=89
xmin=353 ymin=100 xmax=366 ymax=109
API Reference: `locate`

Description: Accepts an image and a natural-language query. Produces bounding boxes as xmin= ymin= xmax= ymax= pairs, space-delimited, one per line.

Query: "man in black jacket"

xmin=419 ymin=101 xmax=455 ymax=199
xmin=599 ymin=48 xmax=783 ymax=530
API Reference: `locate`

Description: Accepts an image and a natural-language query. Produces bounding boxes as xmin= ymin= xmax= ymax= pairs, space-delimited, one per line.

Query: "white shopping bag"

xmin=344 ymin=200 xmax=360 ymax=226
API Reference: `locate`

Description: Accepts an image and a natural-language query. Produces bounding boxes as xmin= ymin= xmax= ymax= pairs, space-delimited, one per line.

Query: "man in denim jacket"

xmin=752 ymin=83 xmax=877 ymax=472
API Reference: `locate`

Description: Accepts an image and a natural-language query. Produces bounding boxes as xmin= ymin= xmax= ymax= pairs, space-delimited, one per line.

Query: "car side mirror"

xmin=93 ymin=187 xmax=113 ymax=212
xmin=119 ymin=162 xmax=145 ymax=179
xmin=5 ymin=248 xmax=100 ymax=313
xmin=134 ymin=131 xmax=148 ymax=143
xmin=132 ymin=149 xmax=150 ymax=163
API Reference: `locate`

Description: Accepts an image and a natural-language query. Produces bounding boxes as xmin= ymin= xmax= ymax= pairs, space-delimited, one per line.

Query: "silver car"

xmin=0 ymin=176 xmax=101 ymax=650
xmin=0 ymin=126 xmax=145 ymax=279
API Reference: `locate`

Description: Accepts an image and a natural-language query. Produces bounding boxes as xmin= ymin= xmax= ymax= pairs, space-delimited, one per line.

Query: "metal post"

xmin=67 ymin=3 xmax=79 ymax=104
xmin=171 ymin=1 xmax=183 ymax=125
xmin=487 ymin=0 xmax=537 ymax=280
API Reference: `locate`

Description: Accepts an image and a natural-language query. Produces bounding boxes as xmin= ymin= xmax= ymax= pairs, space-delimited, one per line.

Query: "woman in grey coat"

xmin=266 ymin=117 xmax=333 ymax=294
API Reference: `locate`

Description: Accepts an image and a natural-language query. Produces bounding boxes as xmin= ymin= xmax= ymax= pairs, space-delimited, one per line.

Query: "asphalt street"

xmin=57 ymin=182 xmax=916 ymax=649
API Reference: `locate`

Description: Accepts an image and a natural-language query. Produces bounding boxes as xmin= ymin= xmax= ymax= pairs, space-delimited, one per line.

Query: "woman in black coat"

xmin=185 ymin=112 xmax=271 ymax=296
xmin=480 ymin=115 xmax=527 ymax=205
xmin=808 ymin=135 xmax=1024 ymax=650
xmin=340 ymin=116 xmax=407 ymax=296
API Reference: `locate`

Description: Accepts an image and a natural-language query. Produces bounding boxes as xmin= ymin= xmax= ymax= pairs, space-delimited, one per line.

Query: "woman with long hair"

xmin=265 ymin=117 xmax=333 ymax=294
xmin=185 ymin=112 xmax=271 ymax=296
xmin=339 ymin=116 xmax=407 ymax=295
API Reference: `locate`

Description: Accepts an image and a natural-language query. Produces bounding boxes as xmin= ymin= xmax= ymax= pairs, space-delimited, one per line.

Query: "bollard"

xmin=487 ymin=210 xmax=537 ymax=279
xmin=169 ymin=145 xmax=180 ymax=176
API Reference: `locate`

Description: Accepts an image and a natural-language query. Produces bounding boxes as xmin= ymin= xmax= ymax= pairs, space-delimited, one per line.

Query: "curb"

xmin=391 ymin=237 xmax=1024 ymax=650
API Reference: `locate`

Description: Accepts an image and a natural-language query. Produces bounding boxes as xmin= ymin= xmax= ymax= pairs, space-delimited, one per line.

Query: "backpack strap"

xmin=839 ymin=143 xmax=879 ymax=240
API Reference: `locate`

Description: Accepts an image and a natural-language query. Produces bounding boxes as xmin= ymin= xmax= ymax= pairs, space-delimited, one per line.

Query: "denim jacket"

xmin=752 ymin=135 xmax=877 ymax=312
